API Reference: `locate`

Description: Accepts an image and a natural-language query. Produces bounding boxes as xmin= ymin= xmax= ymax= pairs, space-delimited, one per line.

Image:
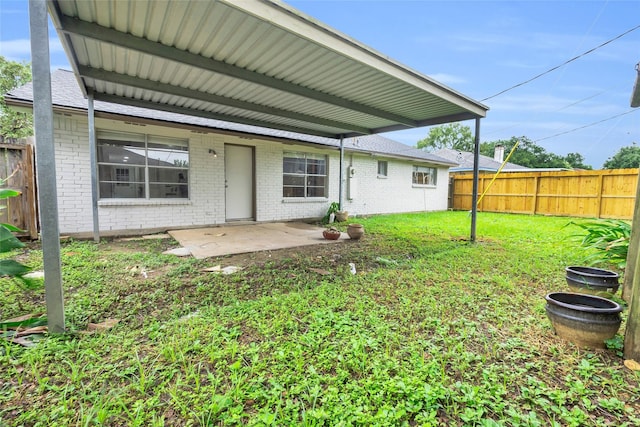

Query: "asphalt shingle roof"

xmin=7 ymin=69 xmax=457 ymax=166
xmin=434 ymin=147 xmax=529 ymax=171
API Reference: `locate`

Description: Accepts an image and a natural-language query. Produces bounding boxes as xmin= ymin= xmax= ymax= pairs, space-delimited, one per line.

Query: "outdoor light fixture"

xmin=208 ymin=149 xmax=217 ymax=157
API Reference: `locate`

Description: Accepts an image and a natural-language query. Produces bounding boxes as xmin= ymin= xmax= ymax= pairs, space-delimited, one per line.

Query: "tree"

xmin=0 ymin=56 xmax=33 ymax=141
xmin=564 ymin=152 xmax=592 ymax=170
xmin=603 ymin=144 xmax=640 ymax=169
xmin=416 ymin=123 xmax=474 ymax=152
xmin=480 ymin=136 xmax=592 ymax=169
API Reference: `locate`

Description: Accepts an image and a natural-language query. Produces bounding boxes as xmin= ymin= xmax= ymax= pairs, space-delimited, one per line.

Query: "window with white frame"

xmin=97 ymin=130 xmax=189 ymax=199
xmin=283 ymin=151 xmax=327 ymax=198
xmin=377 ymin=160 xmax=388 ymax=177
xmin=413 ymin=165 xmax=437 ymax=186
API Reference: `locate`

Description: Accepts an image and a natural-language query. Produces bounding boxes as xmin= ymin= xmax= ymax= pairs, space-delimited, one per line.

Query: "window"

xmin=413 ymin=165 xmax=437 ymax=186
xmin=377 ymin=160 xmax=388 ymax=177
xmin=115 ymin=168 xmax=130 ymax=185
xmin=97 ymin=130 xmax=189 ymax=199
xmin=283 ymin=152 xmax=327 ymax=198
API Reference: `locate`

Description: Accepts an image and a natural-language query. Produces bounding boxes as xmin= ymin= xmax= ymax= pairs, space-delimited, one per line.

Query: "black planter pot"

xmin=565 ymin=266 xmax=619 ymax=296
xmin=545 ymin=292 xmax=622 ymax=348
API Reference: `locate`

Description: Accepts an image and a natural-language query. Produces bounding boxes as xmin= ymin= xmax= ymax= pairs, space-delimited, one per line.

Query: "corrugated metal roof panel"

xmin=50 ymin=0 xmax=487 ymax=139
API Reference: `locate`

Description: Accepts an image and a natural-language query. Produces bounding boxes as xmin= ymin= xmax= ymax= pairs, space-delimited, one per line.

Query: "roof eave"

xmin=46 ymin=0 xmax=488 ymax=140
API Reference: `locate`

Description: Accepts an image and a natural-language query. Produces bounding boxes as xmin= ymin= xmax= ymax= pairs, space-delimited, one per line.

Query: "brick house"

xmin=7 ymin=70 xmax=457 ymax=237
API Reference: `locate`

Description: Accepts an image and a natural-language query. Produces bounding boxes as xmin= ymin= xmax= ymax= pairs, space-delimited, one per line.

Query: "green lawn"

xmin=1 ymin=211 xmax=639 ymax=426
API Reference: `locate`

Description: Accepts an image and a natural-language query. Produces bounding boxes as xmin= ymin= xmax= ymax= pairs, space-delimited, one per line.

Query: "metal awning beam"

xmin=78 ymin=66 xmax=372 ymax=135
xmin=343 ymin=112 xmax=482 ymax=138
xmin=58 ymin=16 xmax=418 ymax=127
xmin=92 ymin=93 xmax=339 ymax=138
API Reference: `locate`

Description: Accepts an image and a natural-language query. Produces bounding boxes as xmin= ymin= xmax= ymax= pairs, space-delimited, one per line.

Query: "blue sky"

xmin=1 ymin=0 xmax=639 ymax=168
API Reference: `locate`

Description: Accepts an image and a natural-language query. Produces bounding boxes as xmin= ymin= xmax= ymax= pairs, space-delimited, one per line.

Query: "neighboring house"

xmin=434 ymin=147 xmax=530 ymax=173
xmin=6 ymin=69 xmax=457 ymax=237
xmin=435 ymin=147 xmax=574 ymax=173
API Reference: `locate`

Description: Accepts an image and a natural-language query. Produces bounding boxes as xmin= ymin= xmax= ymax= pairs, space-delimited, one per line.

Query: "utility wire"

xmin=481 ymin=84 xmax=622 ymax=138
xmin=481 ymin=24 xmax=640 ymax=102
xmin=534 ymin=109 xmax=638 ymax=143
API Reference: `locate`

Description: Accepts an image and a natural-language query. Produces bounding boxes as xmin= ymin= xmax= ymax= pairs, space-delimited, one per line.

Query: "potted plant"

xmin=347 ymin=223 xmax=364 ymax=240
xmin=322 ymin=202 xmax=340 ymax=224
xmin=335 ymin=210 xmax=349 ymax=222
xmin=322 ymin=226 xmax=341 ymax=240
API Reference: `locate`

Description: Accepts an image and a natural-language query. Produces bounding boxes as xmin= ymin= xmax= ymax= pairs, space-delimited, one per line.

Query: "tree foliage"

xmin=416 ymin=123 xmax=474 ymax=152
xmin=417 ymin=126 xmax=592 ymax=170
xmin=0 ymin=56 xmax=33 ymax=141
xmin=563 ymin=152 xmax=592 ymax=170
xmin=480 ymin=137 xmax=592 ymax=170
xmin=603 ymin=144 xmax=640 ymax=169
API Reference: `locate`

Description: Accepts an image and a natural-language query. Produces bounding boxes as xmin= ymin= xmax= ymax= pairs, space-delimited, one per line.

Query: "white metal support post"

xmin=470 ymin=118 xmax=481 ymax=242
xmin=29 ymin=0 xmax=65 ymax=333
xmin=88 ymin=94 xmax=100 ymax=242
xmin=339 ymin=136 xmax=344 ymax=210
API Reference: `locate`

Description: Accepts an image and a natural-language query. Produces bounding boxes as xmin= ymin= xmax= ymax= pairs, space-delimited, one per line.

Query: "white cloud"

xmin=0 ymin=37 xmax=64 ymax=61
xmin=487 ymin=93 xmax=621 ymax=117
xmin=0 ymin=39 xmax=32 ymax=58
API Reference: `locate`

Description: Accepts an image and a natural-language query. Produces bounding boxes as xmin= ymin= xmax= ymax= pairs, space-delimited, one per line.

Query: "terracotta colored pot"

xmin=335 ymin=211 xmax=349 ymax=222
xmin=545 ymin=292 xmax=622 ymax=348
xmin=347 ymin=223 xmax=364 ymax=240
xmin=322 ymin=229 xmax=341 ymax=240
xmin=565 ymin=266 xmax=619 ymax=296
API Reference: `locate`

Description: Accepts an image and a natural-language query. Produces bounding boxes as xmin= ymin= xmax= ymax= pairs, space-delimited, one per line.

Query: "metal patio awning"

xmin=32 ymin=0 xmax=489 ymax=333
xmin=47 ymin=0 xmax=487 ymax=139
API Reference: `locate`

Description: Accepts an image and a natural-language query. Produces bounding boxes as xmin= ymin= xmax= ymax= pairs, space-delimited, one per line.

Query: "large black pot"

xmin=565 ymin=266 xmax=619 ymax=296
xmin=545 ymin=292 xmax=622 ymax=348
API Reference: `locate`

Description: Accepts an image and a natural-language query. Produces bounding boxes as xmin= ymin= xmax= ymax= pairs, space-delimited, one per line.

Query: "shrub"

xmin=568 ymin=219 xmax=631 ymax=268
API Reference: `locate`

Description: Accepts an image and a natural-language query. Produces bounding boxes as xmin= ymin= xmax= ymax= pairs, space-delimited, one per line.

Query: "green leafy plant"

xmin=0 ymin=176 xmax=37 ymax=288
xmin=605 ymin=335 xmax=624 ymax=357
xmin=1 ymin=176 xmax=41 ymax=289
xmin=0 ymin=173 xmax=44 ymax=345
xmin=321 ymin=201 xmax=340 ymax=224
xmin=567 ymin=219 xmax=631 ymax=268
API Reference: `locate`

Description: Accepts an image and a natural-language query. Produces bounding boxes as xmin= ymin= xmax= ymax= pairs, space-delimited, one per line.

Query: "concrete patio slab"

xmin=168 ymin=222 xmax=348 ymax=259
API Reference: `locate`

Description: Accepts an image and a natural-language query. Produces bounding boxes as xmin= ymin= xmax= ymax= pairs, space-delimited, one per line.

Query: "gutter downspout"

xmin=339 ymin=135 xmax=344 ymax=210
xmin=470 ymin=118 xmax=481 ymax=242
xmin=88 ymin=93 xmax=100 ymax=242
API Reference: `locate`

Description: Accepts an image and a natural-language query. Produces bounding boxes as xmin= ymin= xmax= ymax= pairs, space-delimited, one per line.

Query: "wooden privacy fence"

xmin=451 ymin=169 xmax=639 ymax=220
xmin=0 ymin=143 xmax=38 ymax=239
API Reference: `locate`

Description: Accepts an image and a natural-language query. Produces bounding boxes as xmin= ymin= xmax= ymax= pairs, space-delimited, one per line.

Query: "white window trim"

xmin=377 ymin=160 xmax=388 ymax=178
xmin=412 ymin=165 xmax=438 ymax=187
xmin=282 ymin=151 xmax=328 ymax=199
xmin=97 ymin=130 xmax=189 ymax=200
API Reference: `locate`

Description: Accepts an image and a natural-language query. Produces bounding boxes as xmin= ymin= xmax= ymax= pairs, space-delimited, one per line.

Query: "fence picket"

xmin=451 ymin=169 xmax=638 ymax=219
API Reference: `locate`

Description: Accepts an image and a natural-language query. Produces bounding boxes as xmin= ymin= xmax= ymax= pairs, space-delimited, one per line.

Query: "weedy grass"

xmin=1 ymin=211 xmax=639 ymax=426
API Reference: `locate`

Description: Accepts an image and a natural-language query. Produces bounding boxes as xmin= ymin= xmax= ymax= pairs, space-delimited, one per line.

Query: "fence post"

xmin=532 ymin=175 xmax=539 ymax=215
xmin=596 ymin=173 xmax=605 ymax=219
xmin=479 ymin=176 xmax=485 ymax=212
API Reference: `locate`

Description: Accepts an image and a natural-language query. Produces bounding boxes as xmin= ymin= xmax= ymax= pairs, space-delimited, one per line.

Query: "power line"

xmin=481 ymin=84 xmax=623 ymax=138
xmin=481 ymin=24 xmax=640 ymax=102
xmin=534 ymin=109 xmax=639 ymax=143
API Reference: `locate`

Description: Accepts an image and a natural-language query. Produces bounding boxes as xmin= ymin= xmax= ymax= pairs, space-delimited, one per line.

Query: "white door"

xmin=225 ymin=144 xmax=254 ymax=221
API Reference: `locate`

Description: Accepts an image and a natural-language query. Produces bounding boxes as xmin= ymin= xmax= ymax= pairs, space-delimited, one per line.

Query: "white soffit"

xmin=48 ymin=0 xmax=488 ymax=138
